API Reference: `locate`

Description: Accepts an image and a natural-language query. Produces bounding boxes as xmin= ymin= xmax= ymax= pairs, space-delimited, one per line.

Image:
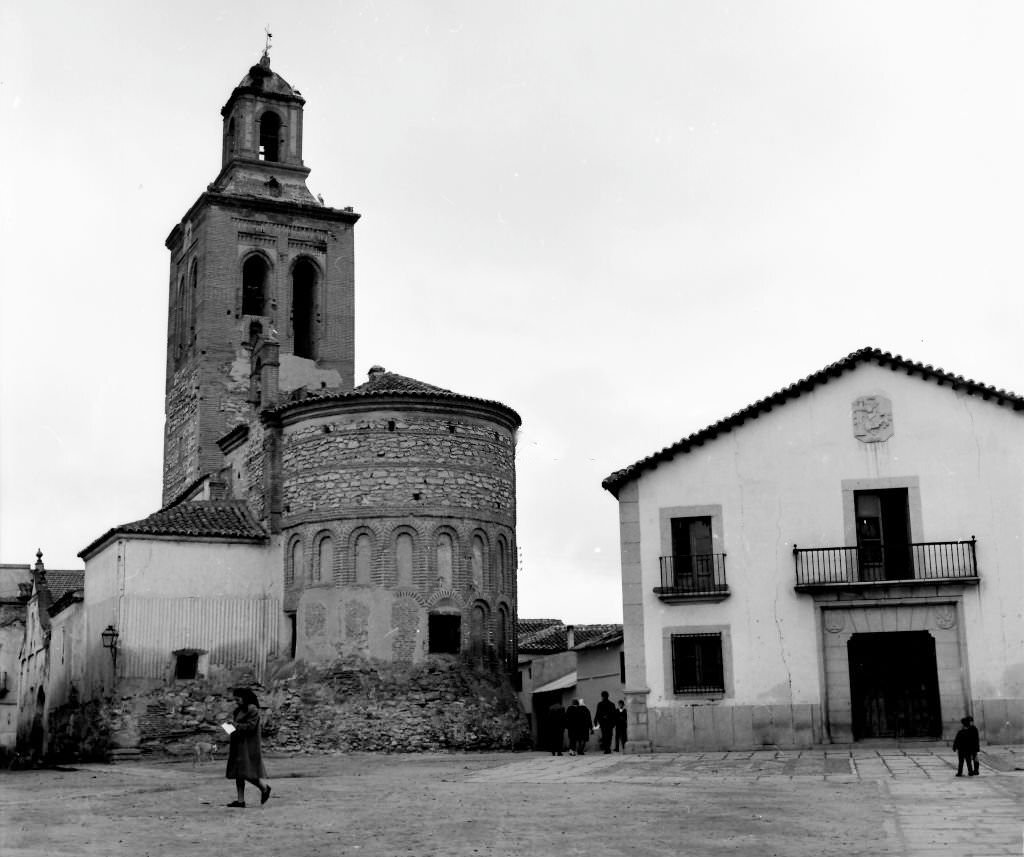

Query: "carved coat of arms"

xmin=852 ymin=395 xmax=894 ymax=443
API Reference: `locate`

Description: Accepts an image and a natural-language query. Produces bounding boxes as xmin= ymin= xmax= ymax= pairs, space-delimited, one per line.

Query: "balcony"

xmin=793 ymin=539 xmax=979 ymax=592
xmin=655 ymin=554 xmax=730 ymax=603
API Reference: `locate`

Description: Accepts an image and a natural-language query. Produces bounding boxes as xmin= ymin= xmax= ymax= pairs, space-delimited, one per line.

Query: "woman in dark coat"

xmin=225 ymin=687 xmax=271 ymax=807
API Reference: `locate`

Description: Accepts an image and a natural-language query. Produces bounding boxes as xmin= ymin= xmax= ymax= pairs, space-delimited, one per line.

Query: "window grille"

xmin=671 ymin=632 xmax=725 ymax=694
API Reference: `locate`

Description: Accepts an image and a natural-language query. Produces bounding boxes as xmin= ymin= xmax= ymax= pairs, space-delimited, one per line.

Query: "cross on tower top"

xmin=262 ymin=26 xmax=273 ymax=63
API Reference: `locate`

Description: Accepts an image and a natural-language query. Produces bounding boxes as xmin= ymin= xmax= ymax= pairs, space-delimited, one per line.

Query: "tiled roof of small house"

xmin=572 ymin=626 xmax=623 ymax=651
xmin=79 ymin=500 xmax=266 ymax=558
xmin=265 ymin=367 xmax=522 ymax=427
xmin=42 ymin=571 xmax=84 ymax=604
xmin=518 ymin=620 xmax=622 ymax=654
xmin=517 ymin=618 xmax=563 ymax=639
xmin=603 ymin=346 xmax=1024 ymax=496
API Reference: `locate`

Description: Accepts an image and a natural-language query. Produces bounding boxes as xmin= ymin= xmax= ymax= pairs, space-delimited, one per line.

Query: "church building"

xmin=74 ymin=52 xmax=521 ymax=700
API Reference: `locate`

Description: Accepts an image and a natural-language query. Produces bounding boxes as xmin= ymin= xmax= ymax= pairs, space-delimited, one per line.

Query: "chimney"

xmin=565 ymin=624 xmax=575 ymax=649
xmin=368 ymin=365 xmax=386 ymax=382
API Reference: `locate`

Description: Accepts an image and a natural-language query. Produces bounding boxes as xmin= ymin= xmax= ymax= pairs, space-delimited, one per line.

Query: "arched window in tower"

xmin=258 ymin=111 xmax=281 ymax=162
xmin=242 ymin=256 xmax=268 ymax=316
xmin=291 ymin=258 xmax=317 ymax=359
xmin=496 ymin=539 xmax=507 ymax=593
xmin=286 ymin=539 xmax=301 ymax=587
xmin=355 ymin=534 xmax=372 ymax=584
xmin=396 ymin=533 xmax=414 ymax=587
xmin=187 ymin=260 xmax=198 ymax=345
xmin=436 ymin=534 xmax=453 ymax=589
xmin=471 ymin=535 xmax=485 ymax=589
xmin=315 ymin=535 xmax=333 ymax=584
xmin=470 ymin=603 xmax=487 ymax=662
xmin=226 ymin=117 xmax=236 ymax=159
xmin=496 ymin=605 xmax=510 ymax=665
xmin=174 ymin=275 xmax=186 ymax=357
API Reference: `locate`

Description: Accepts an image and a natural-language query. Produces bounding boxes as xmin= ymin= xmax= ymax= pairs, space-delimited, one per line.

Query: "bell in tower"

xmin=161 ymin=52 xmax=359 ymax=505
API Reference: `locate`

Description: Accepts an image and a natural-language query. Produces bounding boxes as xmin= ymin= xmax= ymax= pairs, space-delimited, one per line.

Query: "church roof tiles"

xmin=602 ymin=346 xmax=1024 ymax=497
xmin=265 ymin=367 xmax=522 ymax=427
xmin=79 ymin=501 xmax=266 ymax=559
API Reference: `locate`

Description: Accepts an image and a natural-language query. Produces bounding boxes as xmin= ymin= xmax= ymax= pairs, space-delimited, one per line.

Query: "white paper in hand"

xmin=221 ymin=723 xmax=236 ymax=735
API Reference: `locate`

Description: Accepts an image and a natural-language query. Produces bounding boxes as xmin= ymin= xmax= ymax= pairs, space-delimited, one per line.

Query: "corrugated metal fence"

xmin=120 ymin=597 xmax=281 ymax=682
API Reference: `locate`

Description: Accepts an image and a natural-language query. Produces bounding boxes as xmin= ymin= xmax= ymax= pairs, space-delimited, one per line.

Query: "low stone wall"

xmin=44 ymin=656 xmax=530 ymax=762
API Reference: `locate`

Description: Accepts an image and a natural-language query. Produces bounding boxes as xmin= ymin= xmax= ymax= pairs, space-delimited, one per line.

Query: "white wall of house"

xmin=82 ymin=537 xmax=281 ymax=696
xmin=622 ymin=362 xmax=1024 ymax=749
xmin=576 ymin=645 xmax=624 ymax=711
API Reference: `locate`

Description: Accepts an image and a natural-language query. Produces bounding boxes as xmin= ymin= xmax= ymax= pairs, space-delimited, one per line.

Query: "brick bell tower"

xmin=162 ymin=50 xmax=359 ymax=504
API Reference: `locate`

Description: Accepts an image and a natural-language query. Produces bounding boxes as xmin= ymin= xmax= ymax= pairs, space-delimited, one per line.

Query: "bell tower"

xmin=162 ymin=52 xmax=359 ymax=504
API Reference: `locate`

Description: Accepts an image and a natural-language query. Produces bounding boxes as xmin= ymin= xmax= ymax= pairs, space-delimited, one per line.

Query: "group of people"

xmin=544 ymin=691 xmax=627 ymax=755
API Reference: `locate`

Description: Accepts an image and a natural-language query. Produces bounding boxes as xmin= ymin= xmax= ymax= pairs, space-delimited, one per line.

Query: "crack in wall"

xmin=774 ymin=496 xmax=793 ymax=702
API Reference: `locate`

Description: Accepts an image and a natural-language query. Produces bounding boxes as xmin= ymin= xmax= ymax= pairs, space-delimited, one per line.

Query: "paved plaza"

xmin=1 ymin=744 xmax=1021 ymax=856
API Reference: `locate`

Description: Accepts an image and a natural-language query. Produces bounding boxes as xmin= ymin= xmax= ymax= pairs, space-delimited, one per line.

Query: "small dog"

xmin=192 ymin=741 xmax=218 ymax=766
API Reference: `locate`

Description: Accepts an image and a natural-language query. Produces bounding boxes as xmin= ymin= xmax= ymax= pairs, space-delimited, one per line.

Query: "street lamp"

xmin=101 ymin=625 xmax=119 ymax=670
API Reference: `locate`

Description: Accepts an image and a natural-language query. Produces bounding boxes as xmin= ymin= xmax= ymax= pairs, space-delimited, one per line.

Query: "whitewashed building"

xmin=603 ymin=348 xmax=1024 ymax=751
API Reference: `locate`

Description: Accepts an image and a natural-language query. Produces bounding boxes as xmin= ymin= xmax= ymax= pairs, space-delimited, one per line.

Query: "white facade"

xmin=81 ymin=534 xmax=281 ymax=697
xmin=606 ymin=350 xmax=1024 ymax=750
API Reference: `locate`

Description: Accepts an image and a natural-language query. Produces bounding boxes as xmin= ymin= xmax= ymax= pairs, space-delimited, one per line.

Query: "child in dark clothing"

xmin=952 ymin=715 xmax=980 ymax=777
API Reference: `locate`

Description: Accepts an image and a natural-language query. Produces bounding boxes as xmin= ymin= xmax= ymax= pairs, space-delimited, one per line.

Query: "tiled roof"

xmin=573 ymin=626 xmax=624 ymax=651
xmin=603 ymin=346 xmax=1024 ymax=496
xmin=264 ymin=368 xmax=522 ymax=427
xmin=517 ymin=620 xmax=622 ymax=654
xmin=356 ymin=370 xmax=455 ymax=396
xmin=79 ymin=501 xmax=266 ymax=558
xmin=42 ymin=571 xmax=84 ymax=604
xmin=517 ymin=618 xmax=563 ymax=638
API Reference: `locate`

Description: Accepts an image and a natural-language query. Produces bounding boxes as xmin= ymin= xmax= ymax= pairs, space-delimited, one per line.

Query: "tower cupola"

xmin=213 ymin=53 xmax=316 ymax=204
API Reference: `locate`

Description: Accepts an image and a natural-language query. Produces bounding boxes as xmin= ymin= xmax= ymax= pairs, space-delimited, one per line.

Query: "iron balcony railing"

xmin=793 ymin=538 xmax=977 ymax=587
xmin=657 ymin=553 xmax=728 ymax=597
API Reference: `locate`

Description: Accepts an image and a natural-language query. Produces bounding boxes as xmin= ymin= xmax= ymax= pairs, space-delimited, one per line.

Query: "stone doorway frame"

xmin=819 ymin=598 xmax=968 ymax=743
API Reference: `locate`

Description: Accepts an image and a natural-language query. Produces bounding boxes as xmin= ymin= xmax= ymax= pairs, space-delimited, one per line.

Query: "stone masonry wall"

xmin=162 ymin=364 xmax=199 ymax=503
xmin=43 ymin=656 xmax=530 ymax=762
xmin=282 ymin=414 xmax=515 ymax=519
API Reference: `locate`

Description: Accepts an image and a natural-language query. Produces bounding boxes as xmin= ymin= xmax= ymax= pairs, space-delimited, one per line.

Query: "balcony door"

xmin=855 ymin=489 xmax=911 ymax=581
xmin=670 ymin=516 xmax=713 ymax=590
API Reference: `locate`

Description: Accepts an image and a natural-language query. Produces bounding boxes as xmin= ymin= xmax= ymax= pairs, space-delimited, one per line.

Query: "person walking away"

xmin=225 ymin=687 xmax=272 ymax=807
xmin=545 ymin=700 xmax=566 ymax=755
xmin=952 ymin=715 xmax=980 ymax=777
xmin=594 ymin=691 xmax=617 ymax=754
xmin=575 ymin=698 xmax=594 ymax=755
xmin=564 ymin=699 xmax=582 ymax=756
xmin=614 ymin=699 xmax=628 ymax=751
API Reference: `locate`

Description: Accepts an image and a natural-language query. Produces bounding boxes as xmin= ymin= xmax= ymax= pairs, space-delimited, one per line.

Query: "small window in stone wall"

xmin=396 ymin=533 xmax=414 ymax=586
xmin=355 ymin=534 xmax=372 ymax=584
xmin=428 ymin=613 xmax=461 ymax=654
xmin=175 ymin=652 xmax=199 ymax=680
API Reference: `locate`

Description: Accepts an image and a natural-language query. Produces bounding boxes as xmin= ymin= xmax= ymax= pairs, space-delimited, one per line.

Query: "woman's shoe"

xmin=260 ymin=785 xmax=272 ymax=804
xmin=227 ymin=800 xmax=246 ymax=807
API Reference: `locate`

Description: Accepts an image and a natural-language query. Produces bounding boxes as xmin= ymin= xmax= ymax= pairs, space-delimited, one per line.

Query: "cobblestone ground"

xmin=1 ymin=745 xmax=1021 ymax=856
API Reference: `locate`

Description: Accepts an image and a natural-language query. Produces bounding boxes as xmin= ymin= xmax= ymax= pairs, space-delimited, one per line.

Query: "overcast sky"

xmin=2 ymin=2 xmax=1022 ymax=623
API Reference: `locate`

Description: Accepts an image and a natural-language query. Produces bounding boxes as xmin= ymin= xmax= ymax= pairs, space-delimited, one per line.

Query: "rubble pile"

xmin=46 ymin=656 xmax=530 ymax=762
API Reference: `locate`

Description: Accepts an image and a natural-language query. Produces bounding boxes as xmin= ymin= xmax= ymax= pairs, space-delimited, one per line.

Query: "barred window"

xmin=671 ymin=633 xmax=724 ymax=694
